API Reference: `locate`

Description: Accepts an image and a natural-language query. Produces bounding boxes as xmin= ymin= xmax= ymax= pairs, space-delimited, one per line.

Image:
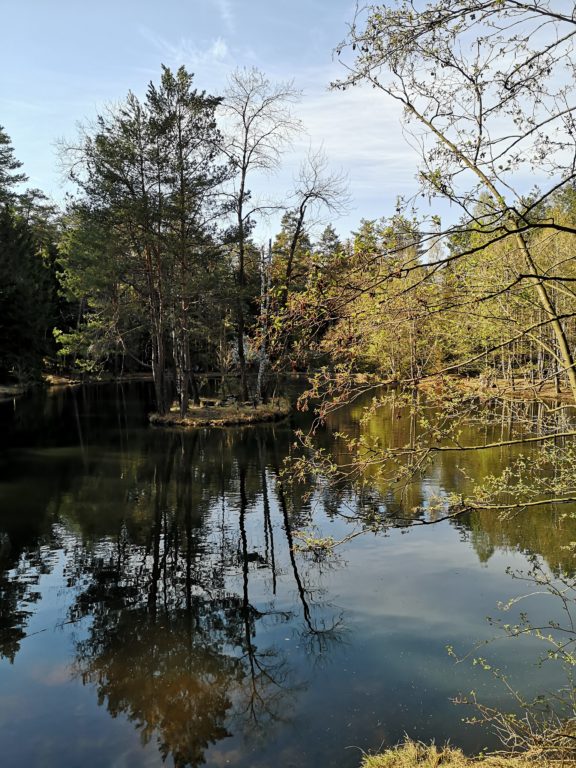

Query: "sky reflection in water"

xmin=0 ymin=383 xmax=573 ymax=768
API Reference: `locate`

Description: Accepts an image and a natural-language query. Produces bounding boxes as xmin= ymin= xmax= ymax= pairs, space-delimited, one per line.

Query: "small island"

xmin=149 ymin=397 xmax=291 ymax=428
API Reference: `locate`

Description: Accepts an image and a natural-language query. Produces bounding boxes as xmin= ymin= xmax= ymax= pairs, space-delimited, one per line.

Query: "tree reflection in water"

xmin=61 ymin=427 xmax=341 ymax=767
xmin=0 ymin=538 xmax=54 ymax=662
xmin=3 ymin=387 xmax=576 ymax=764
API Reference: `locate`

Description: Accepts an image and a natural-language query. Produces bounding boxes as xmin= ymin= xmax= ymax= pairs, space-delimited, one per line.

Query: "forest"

xmin=3 ymin=54 xmax=576 ymax=419
xmin=3 ymin=1 xmax=576 ymax=766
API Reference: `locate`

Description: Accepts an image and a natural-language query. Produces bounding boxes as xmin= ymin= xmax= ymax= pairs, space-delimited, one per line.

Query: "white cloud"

xmin=213 ymin=0 xmax=235 ymax=33
xmin=210 ymin=37 xmax=229 ymax=61
xmin=139 ymin=27 xmax=232 ymax=78
xmin=289 ymin=82 xmax=422 ymax=228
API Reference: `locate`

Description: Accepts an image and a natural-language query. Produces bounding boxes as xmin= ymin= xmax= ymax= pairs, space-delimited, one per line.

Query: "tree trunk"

xmin=152 ymin=328 xmax=169 ymax=415
xmin=256 ymin=241 xmax=272 ymax=403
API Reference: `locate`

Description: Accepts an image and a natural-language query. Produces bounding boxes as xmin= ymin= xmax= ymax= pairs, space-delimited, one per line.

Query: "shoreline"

xmin=362 ymin=739 xmax=574 ymax=767
xmin=418 ymin=373 xmax=576 ymax=405
xmin=4 ymin=370 xmax=573 ymax=410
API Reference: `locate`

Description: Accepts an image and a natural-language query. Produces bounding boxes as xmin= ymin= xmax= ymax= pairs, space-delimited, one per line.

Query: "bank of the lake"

xmin=417 ymin=373 xmax=576 ymax=404
xmin=362 ymin=740 xmax=574 ymax=767
xmin=0 ymin=383 xmax=28 ymax=401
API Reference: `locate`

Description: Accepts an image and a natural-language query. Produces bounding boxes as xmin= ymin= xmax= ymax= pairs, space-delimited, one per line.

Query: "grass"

xmin=360 ymin=739 xmax=576 ymax=768
xmin=149 ymin=397 xmax=291 ymax=428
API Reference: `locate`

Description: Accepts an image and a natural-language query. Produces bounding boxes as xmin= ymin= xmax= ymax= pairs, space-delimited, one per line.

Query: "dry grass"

xmin=418 ymin=374 xmax=574 ymax=404
xmin=360 ymin=739 xmax=576 ymax=768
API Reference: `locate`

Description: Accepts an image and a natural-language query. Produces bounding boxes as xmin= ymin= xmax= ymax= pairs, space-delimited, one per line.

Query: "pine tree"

xmin=0 ymin=126 xmax=27 ymax=204
xmin=0 ymin=128 xmax=54 ymax=382
xmin=0 ymin=207 xmax=51 ymax=381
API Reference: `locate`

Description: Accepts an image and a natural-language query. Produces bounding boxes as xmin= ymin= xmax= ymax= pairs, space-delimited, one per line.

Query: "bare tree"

xmin=220 ymin=67 xmax=301 ymax=401
xmin=282 ymin=148 xmax=349 ymax=299
xmin=255 ymin=239 xmax=272 ymax=403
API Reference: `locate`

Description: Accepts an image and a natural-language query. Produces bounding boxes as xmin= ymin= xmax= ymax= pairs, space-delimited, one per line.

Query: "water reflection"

xmin=0 ymin=537 xmax=56 ymax=662
xmin=0 ymin=384 xmax=575 ymax=766
xmin=321 ymin=393 xmax=576 ymax=572
xmin=0 ymin=391 xmax=344 ymax=765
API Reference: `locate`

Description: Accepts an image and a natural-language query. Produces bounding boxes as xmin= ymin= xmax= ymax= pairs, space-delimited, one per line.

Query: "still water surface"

xmin=0 ymin=383 xmax=573 ymax=767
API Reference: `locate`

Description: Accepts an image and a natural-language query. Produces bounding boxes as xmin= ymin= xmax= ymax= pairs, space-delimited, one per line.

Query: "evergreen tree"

xmin=0 ymin=126 xmax=27 ymax=205
xmin=0 ymin=128 xmax=55 ymax=382
xmin=0 ymin=207 xmax=51 ymax=381
xmin=62 ymin=66 xmax=229 ymax=414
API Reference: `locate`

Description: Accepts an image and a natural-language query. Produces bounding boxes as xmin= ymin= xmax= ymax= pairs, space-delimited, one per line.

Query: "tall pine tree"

xmin=0 ymin=128 xmax=54 ymax=382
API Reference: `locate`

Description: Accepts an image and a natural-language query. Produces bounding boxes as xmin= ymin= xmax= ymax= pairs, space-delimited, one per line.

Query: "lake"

xmin=0 ymin=382 xmax=573 ymax=768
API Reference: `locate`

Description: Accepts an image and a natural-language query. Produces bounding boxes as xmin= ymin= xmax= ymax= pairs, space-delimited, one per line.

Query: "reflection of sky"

xmin=207 ymin=509 xmax=563 ymax=767
xmin=0 ymin=552 xmax=163 ymax=768
xmin=0 ymin=386 xmax=573 ymax=767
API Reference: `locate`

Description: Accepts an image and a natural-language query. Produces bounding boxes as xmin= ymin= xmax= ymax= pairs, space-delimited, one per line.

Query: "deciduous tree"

xmin=335 ymin=0 xmax=576 ymax=400
xmin=221 ymin=67 xmax=301 ymax=400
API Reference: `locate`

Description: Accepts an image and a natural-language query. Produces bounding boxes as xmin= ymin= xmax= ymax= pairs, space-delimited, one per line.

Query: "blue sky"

xmin=0 ymin=0 xmax=420 ymax=239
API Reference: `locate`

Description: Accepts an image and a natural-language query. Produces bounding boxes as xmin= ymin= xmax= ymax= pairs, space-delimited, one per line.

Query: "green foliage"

xmin=329 ymin=0 xmax=576 ymax=398
xmin=0 ymin=128 xmax=65 ymax=382
xmin=0 ymin=205 xmax=53 ymax=382
xmin=56 ymin=203 xmax=147 ymax=373
xmin=61 ymin=66 xmax=233 ymax=410
xmin=0 ymin=125 xmax=27 ymax=204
